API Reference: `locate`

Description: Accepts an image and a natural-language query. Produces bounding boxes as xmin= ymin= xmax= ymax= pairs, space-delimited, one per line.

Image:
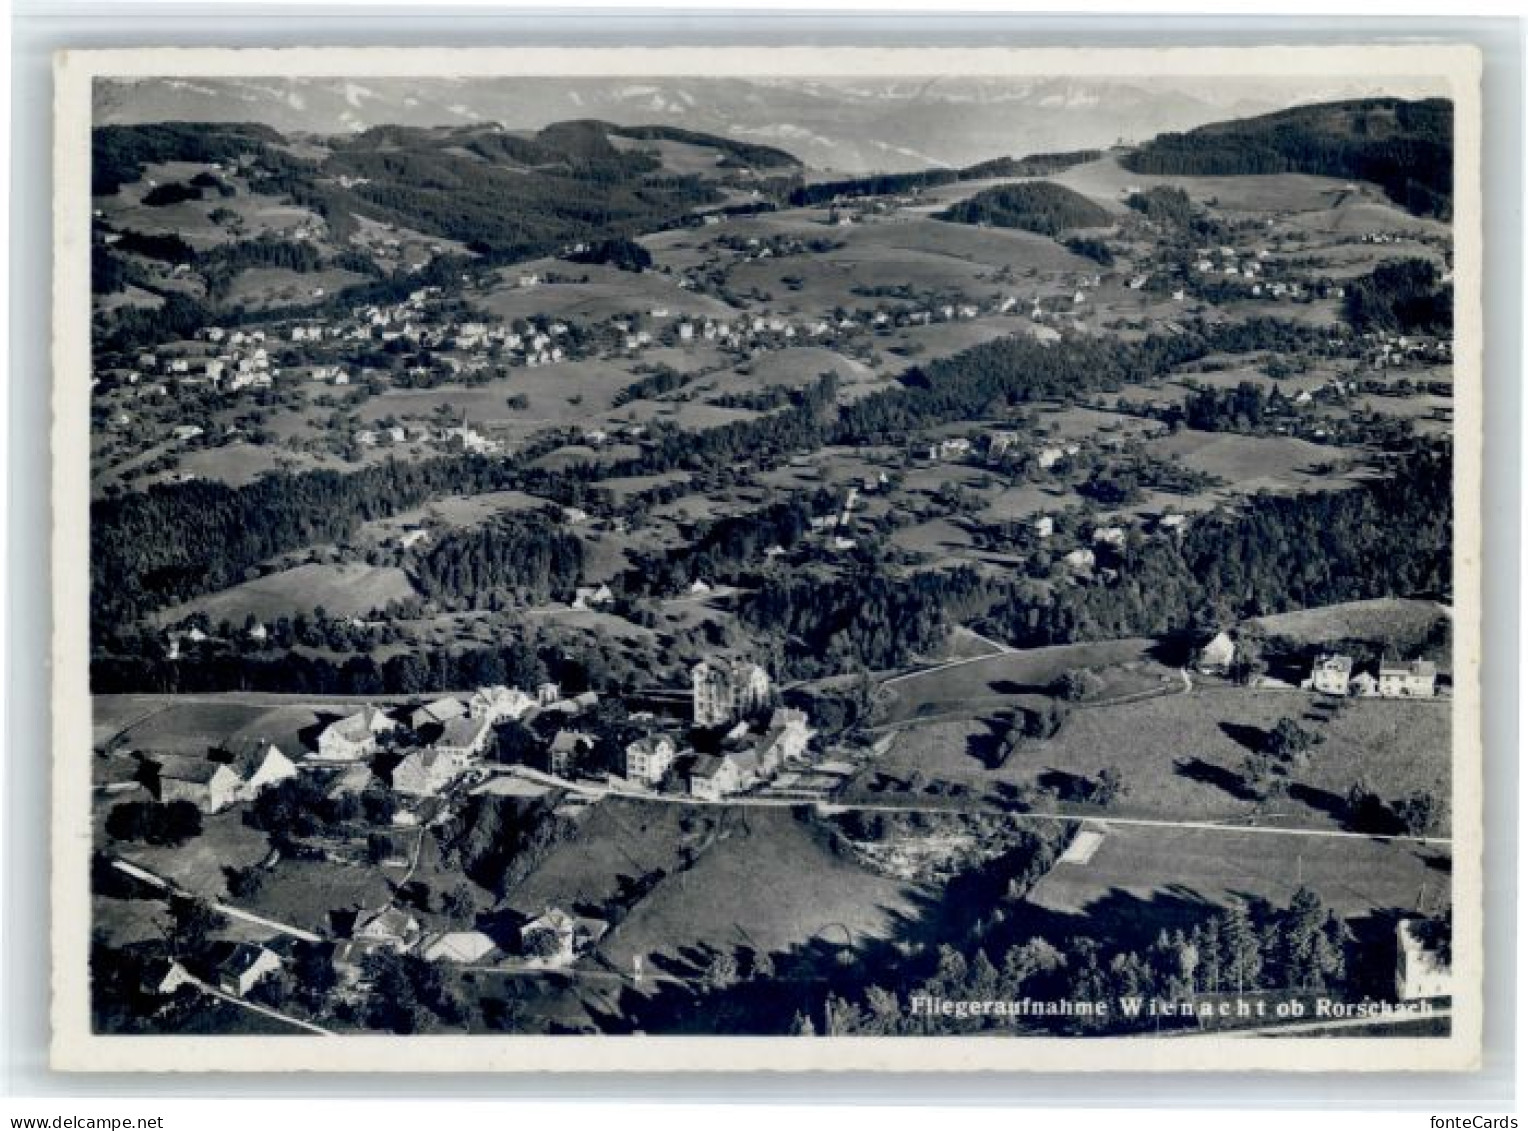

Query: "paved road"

xmin=191 ymin=977 xmax=336 ymax=1036
xmin=503 ymin=769 xmax=1452 ymax=847
xmin=110 ymin=858 xmax=324 ymax=943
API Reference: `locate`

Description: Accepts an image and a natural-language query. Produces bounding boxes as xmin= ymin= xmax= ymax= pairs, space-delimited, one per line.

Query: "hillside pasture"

xmin=880 ymin=638 xmax=1176 ymax=726
xmin=152 ymin=562 xmax=416 ymax=627
xmin=1024 ymin=822 xmax=1450 ymax=931
xmin=473 ymin=263 xmax=736 ymax=323
xmin=979 ymin=686 xmax=1450 ymax=831
xmin=593 ymin=806 xmax=923 ymax=974
xmin=358 ymin=361 xmax=644 ymax=433
xmin=1247 ymin=599 xmax=1451 ymax=659
xmin=1142 ymin=429 xmax=1368 ymax=495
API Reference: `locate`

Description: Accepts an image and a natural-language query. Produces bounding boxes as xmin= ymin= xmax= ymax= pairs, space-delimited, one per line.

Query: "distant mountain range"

xmin=94 ymin=75 xmax=1445 ymax=175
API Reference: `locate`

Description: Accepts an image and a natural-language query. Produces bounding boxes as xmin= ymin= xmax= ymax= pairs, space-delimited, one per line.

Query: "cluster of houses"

xmin=1303 ymin=654 xmax=1440 ymax=699
xmin=615 ymin=659 xmax=815 ymax=800
xmin=135 ymin=740 xmax=299 ymax=815
xmin=1195 ymin=631 xmax=1442 ymax=699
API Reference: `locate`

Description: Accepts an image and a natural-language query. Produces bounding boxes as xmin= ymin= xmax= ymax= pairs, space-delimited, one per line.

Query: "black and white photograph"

xmin=49 ymin=44 xmax=1484 ymax=1073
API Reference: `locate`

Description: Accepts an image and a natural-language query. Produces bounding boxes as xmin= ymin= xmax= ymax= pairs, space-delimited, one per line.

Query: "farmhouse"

xmin=754 ymin=707 xmax=813 ymax=773
xmin=689 ymin=754 xmax=742 ymax=801
xmin=1395 ymin=919 xmax=1452 ymax=1002
xmin=572 ymin=584 xmax=614 ymax=610
xmin=353 ymin=906 xmax=422 ymax=953
xmin=1195 ymin=631 xmax=1237 ymax=677
xmin=1307 ymin=654 xmax=1354 ymax=697
xmin=147 ymin=755 xmax=242 ymax=814
xmin=315 ymin=706 xmax=397 ymax=761
xmin=433 ymin=716 xmax=493 ymax=760
xmin=409 ymin=696 xmax=467 ymax=733
xmin=465 ymin=686 xmax=533 ymax=725
xmin=139 ymin=957 xmax=194 ymax=998
xmin=519 ymin=908 xmax=608 ymax=969
xmin=214 ymin=943 xmax=282 ymax=998
xmin=227 ymin=741 xmax=299 ymax=800
xmin=391 ymin=748 xmax=474 ymax=797
xmin=1377 ymin=660 xmax=1438 ymax=699
xmin=692 ymin=658 xmax=773 ymax=727
xmin=625 ymin=735 xmax=677 ymax=787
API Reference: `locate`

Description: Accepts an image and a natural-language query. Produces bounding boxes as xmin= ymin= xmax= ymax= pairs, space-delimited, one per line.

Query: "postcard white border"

xmin=52 ymin=43 xmax=1485 ymax=1074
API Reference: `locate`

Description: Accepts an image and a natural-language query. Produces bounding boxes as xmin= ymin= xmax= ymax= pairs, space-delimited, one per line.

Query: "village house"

xmin=214 ymin=943 xmax=282 ymax=998
xmin=754 ymin=707 xmax=813 ymax=773
xmin=536 ymin=682 xmax=562 ymax=706
xmin=432 ymin=715 xmax=493 ymax=761
xmin=1395 ymin=919 xmax=1453 ymax=1002
xmin=469 ymin=685 xmax=537 ymax=724
xmin=572 ymin=583 xmax=614 ymax=610
xmin=1307 ymin=654 xmax=1355 ymax=697
xmin=1377 ymin=659 xmax=1439 ymax=699
xmin=688 ymin=754 xmax=742 ymax=801
xmin=409 ymin=696 xmax=467 ymax=734
xmin=315 ymin=706 xmax=397 ymax=761
xmin=219 ymin=740 xmax=298 ymax=801
xmin=625 ymin=735 xmax=676 ymax=787
xmin=518 ymin=908 xmax=608 ymax=969
xmin=352 ymin=906 xmax=422 ymax=953
xmin=1195 ymin=631 xmax=1237 ymax=677
xmin=139 ymin=957 xmax=194 ymax=998
xmin=692 ymin=658 xmax=773 ymax=728
xmin=146 ymin=755 xmax=242 ymax=814
xmin=391 ymin=748 xmax=474 ymax=797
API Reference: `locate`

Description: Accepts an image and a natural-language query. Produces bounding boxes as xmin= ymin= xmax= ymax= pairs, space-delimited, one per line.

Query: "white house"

xmin=353 ymin=906 xmax=422 ymax=953
xmin=519 ymin=908 xmax=607 ymax=968
xmin=1308 ymin=654 xmax=1354 ymax=697
xmin=688 ymin=754 xmax=742 ymax=802
xmin=315 ymin=706 xmax=397 ymax=761
xmin=468 ymin=685 xmax=536 ymax=723
xmin=1377 ymin=660 xmax=1438 ymax=699
xmin=234 ymin=742 xmax=298 ymax=800
xmin=391 ymin=748 xmax=473 ymax=797
xmin=624 ymin=735 xmax=676 ymax=787
xmin=215 ymin=943 xmax=282 ymax=997
xmin=409 ymin=696 xmax=467 ymax=733
xmin=149 ymin=755 xmax=242 ymax=814
xmin=1196 ymin=631 xmax=1237 ymax=677
xmin=433 ymin=716 xmax=493 ymax=760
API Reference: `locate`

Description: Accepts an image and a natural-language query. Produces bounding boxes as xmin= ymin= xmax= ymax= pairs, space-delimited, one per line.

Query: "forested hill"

xmin=936 ymin=182 xmax=1112 ymax=236
xmin=1122 ymin=97 xmax=1453 ymax=219
xmin=92 ymin=118 xmax=801 ymax=261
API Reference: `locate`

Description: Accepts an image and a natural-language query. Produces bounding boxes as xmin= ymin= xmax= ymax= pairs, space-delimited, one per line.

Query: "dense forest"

xmin=91 ymin=121 xmax=289 ymax=195
xmin=1123 ymin=97 xmax=1453 ymax=219
xmin=936 ymin=181 xmax=1112 ymax=237
xmin=1343 ymin=257 xmax=1453 ymax=336
xmin=983 ymin=444 xmax=1453 ymax=646
xmin=411 ymin=515 xmax=586 ymax=608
